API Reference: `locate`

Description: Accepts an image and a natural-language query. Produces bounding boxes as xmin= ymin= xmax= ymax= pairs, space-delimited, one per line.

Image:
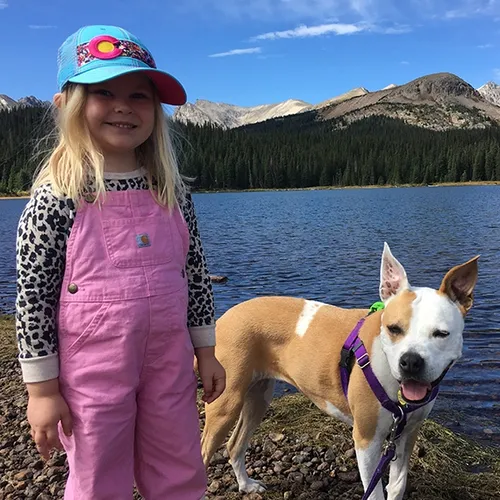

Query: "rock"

xmin=13 ymin=470 xmax=32 ymax=481
xmin=344 ymin=448 xmax=356 ymax=459
xmin=262 ymin=440 xmax=278 ymax=455
xmin=274 ymin=463 xmax=284 ymax=474
xmin=207 ymin=480 xmax=221 ymax=494
xmin=32 ymin=460 xmax=44 ymax=471
xmin=337 ymin=470 xmax=359 ymax=483
xmin=318 ymin=461 xmax=330 ymax=472
xmin=311 ymin=480 xmax=325 ymax=491
xmin=324 ymin=447 xmax=336 ymax=462
xmin=210 ymin=275 xmax=228 ymax=284
xmin=211 ymin=452 xmax=226 ymax=465
xmin=288 ymin=472 xmax=304 ymax=484
xmin=269 ymin=432 xmax=285 ymax=443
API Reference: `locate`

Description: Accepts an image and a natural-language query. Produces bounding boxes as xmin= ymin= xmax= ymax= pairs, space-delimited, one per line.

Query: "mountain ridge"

xmin=175 ymin=73 xmax=500 ymax=131
xmin=3 ymin=72 xmax=500 ymax=131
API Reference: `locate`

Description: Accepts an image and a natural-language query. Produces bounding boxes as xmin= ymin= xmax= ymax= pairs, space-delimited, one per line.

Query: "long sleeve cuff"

xmin=189 ymin=325 xmax=216 ymax=348
xmin=19 ymin=353 xmax=59 ymax=383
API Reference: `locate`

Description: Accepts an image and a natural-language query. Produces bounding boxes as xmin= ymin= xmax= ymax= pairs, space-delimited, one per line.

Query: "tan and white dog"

xmin=201 ymin=243 xmax=479 ymax=500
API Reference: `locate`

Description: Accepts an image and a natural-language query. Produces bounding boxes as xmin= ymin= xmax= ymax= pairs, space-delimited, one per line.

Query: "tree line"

xmin=1 ymin=105 xmax=500 ymax=194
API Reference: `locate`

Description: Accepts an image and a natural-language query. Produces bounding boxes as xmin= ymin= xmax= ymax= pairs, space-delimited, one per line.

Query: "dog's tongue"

xmin=401 ymin=380 xmax=432 ymax=401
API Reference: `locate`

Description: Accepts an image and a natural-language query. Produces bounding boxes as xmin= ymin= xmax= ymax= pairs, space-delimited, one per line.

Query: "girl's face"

xmin=84 ymin=72 xmax=156 ymax=160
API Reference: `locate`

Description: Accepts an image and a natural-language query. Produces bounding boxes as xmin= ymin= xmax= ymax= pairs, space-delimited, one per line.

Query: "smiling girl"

xmin=15 ymin=25 xmax=225 ymax=499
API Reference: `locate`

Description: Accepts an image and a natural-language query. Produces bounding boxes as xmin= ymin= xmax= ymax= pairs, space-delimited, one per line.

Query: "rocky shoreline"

xmin=1 ymin=316 xmax=499 ymax=500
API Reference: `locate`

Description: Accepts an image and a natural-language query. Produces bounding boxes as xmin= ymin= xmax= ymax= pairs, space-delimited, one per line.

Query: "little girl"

xmin=15 ymin=25 xmax=225 ymax=499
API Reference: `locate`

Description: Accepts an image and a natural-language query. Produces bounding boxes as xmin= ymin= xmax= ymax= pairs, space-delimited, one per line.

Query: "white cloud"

xmin=209 ymin=47 xmax=262 ymax=57
xmin=182 ymin=0 xmax=500 ymax=22
xmin=251 ymin=21 xmax=410 ymax=40
xmin=494 ymin=68 xmax=500 ymax=79
xmin=29 ymin=25 xmax=57 ymax=29
xmin=0 ymin=1 xmax=8 ymax=9
xmin=369 ymin=23 xmax=411 ymax=34
xmin=252 ymin=22 xmax=363 ymax=40
xmin=444 ymin=0 xmax=500 ymax=19
xmin=478 ymin=43 xmax=493 ymax=48
xmin=401 ymin=60 xmax=410 ymax=65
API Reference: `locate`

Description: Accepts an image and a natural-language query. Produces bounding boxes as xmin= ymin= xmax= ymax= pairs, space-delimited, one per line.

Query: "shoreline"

xmin=194 ymin=180 xmax=500 ymax=194
xmin=1 ymin=315 xmax=499 ymax=499
xmin=1 ymin=181 xmax=499 ymax=199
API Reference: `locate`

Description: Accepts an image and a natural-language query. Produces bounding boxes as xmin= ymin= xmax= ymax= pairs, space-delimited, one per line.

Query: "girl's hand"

xmin=195 ymin=347 xmax=226 ymax=404
xmin=26 ymin=379 xmax=73 ymax=460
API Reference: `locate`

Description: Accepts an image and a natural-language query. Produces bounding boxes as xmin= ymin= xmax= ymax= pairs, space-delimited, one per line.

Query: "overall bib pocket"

xmin=102 ymin=215 xmax=174 ymax=268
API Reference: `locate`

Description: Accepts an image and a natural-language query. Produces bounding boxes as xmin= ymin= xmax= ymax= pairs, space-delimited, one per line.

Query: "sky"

xmin=1 ymin=0 xmax=500 ymax=108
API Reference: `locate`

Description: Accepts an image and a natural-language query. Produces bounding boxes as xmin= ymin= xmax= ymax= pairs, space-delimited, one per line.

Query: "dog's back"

xmin=215 ymin=296 xmax=367 ymax=388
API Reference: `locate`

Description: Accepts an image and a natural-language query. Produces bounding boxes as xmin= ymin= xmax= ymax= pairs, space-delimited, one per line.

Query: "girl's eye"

xmin=92 ymin=89 xmax=112 ymax=97
xmin=131 ymin=93 xmax=149 ymax=99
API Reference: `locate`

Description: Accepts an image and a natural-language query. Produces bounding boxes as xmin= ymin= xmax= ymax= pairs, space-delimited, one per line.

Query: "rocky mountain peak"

xmin=389 ymin=72 xmax=482 ymax=103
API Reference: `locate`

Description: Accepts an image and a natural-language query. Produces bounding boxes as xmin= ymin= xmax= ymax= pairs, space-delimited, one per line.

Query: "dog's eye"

xmin=387 ymin=324 xmax=403 ymax=336
xmin=433 ymin=329 xmax=450 ymax=338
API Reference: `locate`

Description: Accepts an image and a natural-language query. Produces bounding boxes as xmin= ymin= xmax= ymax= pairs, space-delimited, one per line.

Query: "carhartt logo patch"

xmin=136 ymin=233 xmax=151 ymax=248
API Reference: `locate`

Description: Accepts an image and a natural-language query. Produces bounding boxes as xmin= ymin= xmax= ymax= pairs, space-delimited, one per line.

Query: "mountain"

xmin=0 ymin=94 xmax=17 ymax=110
xmin=2 ymin=73 xmax=500 ymax=131
xmin=312 ymin=87 xmax=369 ymax=109
xmin=0 ymin=94 xmax=48 ymax=111
xmin=317 ymin=72 xmax=500 ymax=130
xmin=173 ymin=98 xmax=311 ymax=129
xmin=17 ymin=96 xmax=47 ymax=108
xmin=477 ymin=81 xmax=500 ymax=107
xmin=173 ymin=88 xmax=375 ymax=128
xmin=174 ymin=73 xmax=500 ymax=131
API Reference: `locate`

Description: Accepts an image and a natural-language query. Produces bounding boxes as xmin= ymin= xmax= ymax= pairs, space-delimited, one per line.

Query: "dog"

xmin=201 ymin=243 xmax=479 ymax=500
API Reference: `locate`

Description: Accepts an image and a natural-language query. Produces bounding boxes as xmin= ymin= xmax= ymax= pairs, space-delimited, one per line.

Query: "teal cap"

xmin=57 ymin=25 xmax=187 ymax=105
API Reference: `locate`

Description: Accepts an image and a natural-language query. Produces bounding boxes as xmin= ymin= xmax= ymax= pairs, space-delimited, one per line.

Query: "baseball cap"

xmin=57 ymin=25 xmax=187 ymax=105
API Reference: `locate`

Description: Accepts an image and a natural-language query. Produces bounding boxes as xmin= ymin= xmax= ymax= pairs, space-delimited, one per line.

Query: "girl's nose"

xmin=113 ymin=99 xmax=132 ymax=114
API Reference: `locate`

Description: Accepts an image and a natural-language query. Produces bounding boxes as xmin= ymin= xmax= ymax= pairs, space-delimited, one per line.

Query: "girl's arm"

xmin=180 ymin=192 xmax=216 ymax=349
xmin=16 ymin=186 xmax=73 ymax=383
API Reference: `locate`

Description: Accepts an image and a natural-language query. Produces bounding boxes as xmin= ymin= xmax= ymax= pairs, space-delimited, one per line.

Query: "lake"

xmin=1 ymin=186 xmax=499 ymax=446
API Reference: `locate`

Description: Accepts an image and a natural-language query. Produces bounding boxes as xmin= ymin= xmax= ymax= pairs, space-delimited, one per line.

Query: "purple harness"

xmin=339 ymin=315 xmax=440 ymax=499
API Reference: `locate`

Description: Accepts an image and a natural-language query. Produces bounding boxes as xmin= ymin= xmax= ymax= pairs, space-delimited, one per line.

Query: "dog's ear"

xmin=379 ymin=242 xmax=410 ymax=302
xmin=439 ymin=256 xmax=479 ymax=315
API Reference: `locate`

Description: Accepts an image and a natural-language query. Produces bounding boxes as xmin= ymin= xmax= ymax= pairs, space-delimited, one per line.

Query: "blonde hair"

xmin=32 ymin=83 xmax=186 ymax=208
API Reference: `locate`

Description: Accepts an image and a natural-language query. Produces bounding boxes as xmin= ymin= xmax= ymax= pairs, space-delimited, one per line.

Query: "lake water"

xmin=1 ymin=186 xmax=499 ymax=447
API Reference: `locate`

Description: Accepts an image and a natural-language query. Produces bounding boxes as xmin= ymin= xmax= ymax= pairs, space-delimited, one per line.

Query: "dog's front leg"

xmin=354 ymin=434 xmax=387 ymax=500
xmin=386 ymin=422 xmax=421 ymax=500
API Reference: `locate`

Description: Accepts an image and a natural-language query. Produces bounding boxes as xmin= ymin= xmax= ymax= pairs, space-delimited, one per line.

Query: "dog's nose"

xmin=399 ymin=352 xmax=425 ymax=376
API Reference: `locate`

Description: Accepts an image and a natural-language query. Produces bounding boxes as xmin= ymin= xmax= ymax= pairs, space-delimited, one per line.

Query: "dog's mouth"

xmin=398 ymin=362 xmax=454 ymax=404
xmin=399 ymin=380 xmax=432 ymax=403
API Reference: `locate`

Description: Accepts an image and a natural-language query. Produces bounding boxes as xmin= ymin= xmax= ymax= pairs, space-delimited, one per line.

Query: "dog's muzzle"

xmin=398 ymin=358 xmax=454 ymax=405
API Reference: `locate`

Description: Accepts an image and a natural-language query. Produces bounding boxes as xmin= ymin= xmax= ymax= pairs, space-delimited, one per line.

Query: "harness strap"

xmin=363 ymin=443 xmax=396 ymax=499
xmin=339 ymin=311 xmax=440 ymax=499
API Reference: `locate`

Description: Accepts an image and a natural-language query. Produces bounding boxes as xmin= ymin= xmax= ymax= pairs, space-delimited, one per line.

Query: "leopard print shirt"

xmin=16 ymin=169 xmax=215 ymax=383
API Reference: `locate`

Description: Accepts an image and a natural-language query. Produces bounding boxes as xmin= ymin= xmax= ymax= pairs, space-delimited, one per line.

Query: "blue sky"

xmin=1 ymin=0 xmax=500 ymax=108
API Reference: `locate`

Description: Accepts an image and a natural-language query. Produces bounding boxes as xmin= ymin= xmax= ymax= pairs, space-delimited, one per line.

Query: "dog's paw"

xmin=238 ymin=478 xmax=267 ymax=493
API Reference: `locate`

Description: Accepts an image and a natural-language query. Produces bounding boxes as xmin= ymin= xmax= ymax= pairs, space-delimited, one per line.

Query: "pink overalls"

xmin=56 ymin=190 xmax=206 ymax=499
